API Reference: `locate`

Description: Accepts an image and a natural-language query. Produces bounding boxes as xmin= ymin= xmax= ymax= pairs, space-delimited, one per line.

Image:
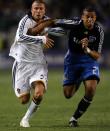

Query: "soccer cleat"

xmin=69 ymin=117 xmax=78 ymax=127
xmin=20 ymin=117 xmax=30 ymax=127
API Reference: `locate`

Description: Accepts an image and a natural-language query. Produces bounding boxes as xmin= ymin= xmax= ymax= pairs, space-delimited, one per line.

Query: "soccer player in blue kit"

xmin=55 ymin=7 xmax=104 ymax=127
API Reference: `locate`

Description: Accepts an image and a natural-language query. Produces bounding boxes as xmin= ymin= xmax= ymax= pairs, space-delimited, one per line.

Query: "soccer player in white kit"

xmin=9 ymin=0 xmax=55 ymax=127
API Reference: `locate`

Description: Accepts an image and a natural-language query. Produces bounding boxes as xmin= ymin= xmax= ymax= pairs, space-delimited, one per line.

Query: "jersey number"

xmin=92 ymin=66 xmax=99 ymax=75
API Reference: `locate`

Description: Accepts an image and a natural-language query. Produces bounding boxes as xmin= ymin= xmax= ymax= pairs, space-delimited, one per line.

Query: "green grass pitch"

xmin=0 ymin=69 xmax=110 ymax=131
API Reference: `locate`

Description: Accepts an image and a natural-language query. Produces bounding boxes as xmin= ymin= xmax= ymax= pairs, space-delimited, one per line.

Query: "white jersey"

xmin=9 ymin=15 xmax=47 ymax=64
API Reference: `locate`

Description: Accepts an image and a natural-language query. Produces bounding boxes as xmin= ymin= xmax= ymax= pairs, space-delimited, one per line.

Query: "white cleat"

xmin=20 ymin=118 xmax=30 ymax=127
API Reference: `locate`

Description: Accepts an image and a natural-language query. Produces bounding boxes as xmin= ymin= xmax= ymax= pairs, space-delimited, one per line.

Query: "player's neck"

xmin=84 ymin=24 xmax=93 ymax=30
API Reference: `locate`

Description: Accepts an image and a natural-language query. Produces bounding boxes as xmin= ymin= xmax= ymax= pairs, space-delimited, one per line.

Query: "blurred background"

xmin=0 ymin=0 xmax=110 ymax=69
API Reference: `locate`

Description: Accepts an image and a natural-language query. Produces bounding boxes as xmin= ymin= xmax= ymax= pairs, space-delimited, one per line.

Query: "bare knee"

xmin=33 ymin=81 xmax=45 ymax=104
xmin=19 ymin=93 xmax=30 ymax=104
xmin=64 ymin=89 xmax=72 ymax=99
xmin=63 ymin=85 xmax=76 ymax=99
xmin=85 ymin=86 xmax=96 ymax=98
xmin=34 ymin=91 xmax=43 ymax=102
xmin=85 ymin=84 xmax=97 ymax=99
xmin=84 ymin=80 xmax=97 ymax=99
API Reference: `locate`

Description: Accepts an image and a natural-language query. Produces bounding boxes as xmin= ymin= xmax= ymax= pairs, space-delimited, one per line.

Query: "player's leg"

xmin=33 ymin=81 xmax=45 ymax=102
xmin=69 ymin=64 xmax=100 ymax=127
xmin=12 ymin=61 xmax=31 ymax=104
xmin=20 ymin=64 xmax=48 ymax=127
xmin=22 ymin=81 xmax=45 ymax=120
xmin=12 ymin=61 xmax=32 ymax=127
xmin=63 ymin=58 xmax=81 ymax=99
xmin=19 ymin=93 xmax=31 ymax=128
xmin=64 ymin=84 xmax=80 ymax=127
xmin=63 ymin=84 xmax=79 ymax=98
xmin=69 ymin=79 xmax=97 ymax=126
xmin=74 ymin=80 xmax=97 ymax=119
xmin=19 ymin=93 xmax=30 ymax=104
xmin=20 ymin=81 xmax=45 ymax=127
xmin=63 ymin=59 xmax=81 ymax=127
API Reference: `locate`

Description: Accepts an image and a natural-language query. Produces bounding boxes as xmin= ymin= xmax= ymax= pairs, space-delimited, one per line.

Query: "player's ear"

xmin=93 ymin=11 xmax=97 ymax=21
xmin=94 ymin=14 xmax=97 ymax=21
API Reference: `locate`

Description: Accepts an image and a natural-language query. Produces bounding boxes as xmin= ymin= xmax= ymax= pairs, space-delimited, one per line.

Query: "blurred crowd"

xmin=0 ymin=0 xmax=110 ymax=68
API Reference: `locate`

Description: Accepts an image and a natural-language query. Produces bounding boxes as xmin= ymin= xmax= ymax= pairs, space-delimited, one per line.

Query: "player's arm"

xmin=16 ymin=16 xmax=47 ymax=43
xmin=27 ymin=19 xmax=55 ymax=35
xmin=84 ymin=47 xmax=101 ymax=60
xmin=54 ymin=18 xmax=79 ymax=29
xmin=85 ymin=23 xmax=104 ymax=60
xmin=80 ymin=38 xmax=101 ymax=60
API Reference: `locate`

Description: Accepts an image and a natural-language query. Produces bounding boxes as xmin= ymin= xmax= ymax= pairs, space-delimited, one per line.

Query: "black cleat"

xmin=69 ymin=117 xmax=79 ymax=127
xmin=69 ymin=120 xmax=78 ymax=127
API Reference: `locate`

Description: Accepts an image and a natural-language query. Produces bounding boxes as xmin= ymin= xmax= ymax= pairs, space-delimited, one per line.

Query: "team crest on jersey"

xmin=89 ymin=36 xmax=96 ymax=43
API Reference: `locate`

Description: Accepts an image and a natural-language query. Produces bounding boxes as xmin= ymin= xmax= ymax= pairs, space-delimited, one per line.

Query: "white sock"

xmin=69 ymin=116 xmax=77 ymax=122
xmin=23 ymin=101 xmax=39 ymax=120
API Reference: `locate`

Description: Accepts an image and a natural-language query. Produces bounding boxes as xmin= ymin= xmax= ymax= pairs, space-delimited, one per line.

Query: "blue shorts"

xmin=63 ymin=52 xmax=100 ymax=86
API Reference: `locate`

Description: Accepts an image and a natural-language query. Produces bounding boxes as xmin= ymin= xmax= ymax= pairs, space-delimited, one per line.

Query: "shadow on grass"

xmin=32 ymin=123 xmax=110 ymax=130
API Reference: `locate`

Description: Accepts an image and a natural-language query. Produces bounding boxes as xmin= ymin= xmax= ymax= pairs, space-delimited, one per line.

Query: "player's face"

xmin=82 ymin=11 xmax=96 ymax=30
xmin=31 ymin=2 xmax=45 ymax=21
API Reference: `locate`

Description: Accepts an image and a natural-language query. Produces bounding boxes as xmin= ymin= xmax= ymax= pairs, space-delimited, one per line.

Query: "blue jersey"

xmin=56 ymin=18 xmax=104 ymax=86
xmin=56 ymin=18 xmax=104 ymax=55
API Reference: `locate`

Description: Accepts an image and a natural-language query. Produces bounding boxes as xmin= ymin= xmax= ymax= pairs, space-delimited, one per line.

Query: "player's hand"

xmin=80 ymin=38 xmax=89 ymax=49
xmin=44 ymin=36 xmax=54 ymax=49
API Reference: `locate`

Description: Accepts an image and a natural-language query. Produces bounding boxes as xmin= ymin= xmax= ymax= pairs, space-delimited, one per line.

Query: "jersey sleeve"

xmin=47 ymin=27 xmax=67 ymax=36
xmin=96 ymin=23 xmax=104 ymax=53
xmin=55 ymin=18 xmax=80 ymax=29
xmin=16 ymin=15 xmax=46 ymax=44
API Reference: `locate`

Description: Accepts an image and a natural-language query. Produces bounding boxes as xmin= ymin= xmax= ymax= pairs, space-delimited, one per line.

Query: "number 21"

xmin=92 ymin=66 xmax=99 ymax=75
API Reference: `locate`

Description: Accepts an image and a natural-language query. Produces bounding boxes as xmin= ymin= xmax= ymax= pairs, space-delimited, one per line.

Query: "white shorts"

xmin=12 ymin=61 xmax=48 ymax=97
